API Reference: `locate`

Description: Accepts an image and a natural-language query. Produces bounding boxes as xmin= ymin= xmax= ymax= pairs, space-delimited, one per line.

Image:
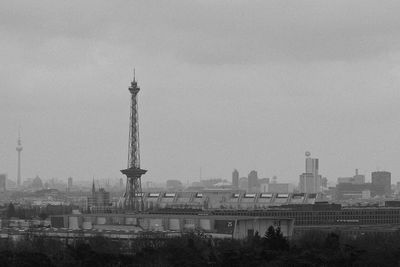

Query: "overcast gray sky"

xmin=1 ymin=0 xmax=400 ymax=185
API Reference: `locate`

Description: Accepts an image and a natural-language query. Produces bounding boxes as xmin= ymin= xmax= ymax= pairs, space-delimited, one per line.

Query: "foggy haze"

xmin=1 ymin=0 xmax=400 ymax=185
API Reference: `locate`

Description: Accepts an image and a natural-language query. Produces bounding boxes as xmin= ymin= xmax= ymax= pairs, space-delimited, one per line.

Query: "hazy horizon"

xmin=1 ymin=1 xmax=400 ymax=185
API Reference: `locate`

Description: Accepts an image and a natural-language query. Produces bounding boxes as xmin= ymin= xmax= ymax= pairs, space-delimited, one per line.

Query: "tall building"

xmin=305 ymin=156 xmax=318 ymax=175
xmin=31 ymin=175 xmax=43 ymax=190
xmin=372 ymin=171 xmax=391 ymax=196
xmin=67 ymin=177 xmax=73 ymax=191
xmin=88 ymin=180 xmax=111 ymax=213
xmin=232 ymin=169 xmax=239 ymax=188
xmin=338 ymin=169 xmax=365 ymax=185
xmin=353 ymin=169 xmax=365 ymax=184
xmin=0 ymin=174 xmax=6 ymax=192
xmin=16 ymin=132 xmax=23 ymax=187
xmin=299 ymin=173 xmax=315 ymax=193
xmin=248 ymin=170 xmax=258 ymax=191
xmin=299 ymin=152 xmax=322 ymax=193
xmin=336 ymin=182 xmax=384 ymax=200
xmin=120 ymin=73 xmax=147 ymax=211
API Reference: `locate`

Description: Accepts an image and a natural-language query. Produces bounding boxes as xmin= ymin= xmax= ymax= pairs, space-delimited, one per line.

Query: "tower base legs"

xmin=123 ymin=176 xmax=144 ymax=212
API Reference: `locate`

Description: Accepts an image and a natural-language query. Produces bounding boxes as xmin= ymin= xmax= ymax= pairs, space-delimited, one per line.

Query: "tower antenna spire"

xmin=133 ymin=68 xmax=136 ymax=82
xmin=16 ymin=127 xmax=23 ymax=187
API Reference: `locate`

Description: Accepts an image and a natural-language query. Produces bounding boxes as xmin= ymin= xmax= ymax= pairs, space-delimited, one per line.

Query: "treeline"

xmin=1 ymin=227 xmax=400 ymax=266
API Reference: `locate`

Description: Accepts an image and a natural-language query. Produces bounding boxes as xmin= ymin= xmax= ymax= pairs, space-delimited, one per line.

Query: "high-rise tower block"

xmin=121 ymin=74 xmax=147 ymax=212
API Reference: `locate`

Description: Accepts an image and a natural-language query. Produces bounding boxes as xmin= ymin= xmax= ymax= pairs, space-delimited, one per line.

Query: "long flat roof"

xmin=52 ymin=213 xmax=294 ymax=221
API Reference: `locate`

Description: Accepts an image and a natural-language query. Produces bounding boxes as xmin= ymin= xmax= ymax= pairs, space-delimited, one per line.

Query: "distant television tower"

xmin=121 ymin=72 xmax=147 ymax=212
xmin=16 ymin=131 xmax=23 ymax=187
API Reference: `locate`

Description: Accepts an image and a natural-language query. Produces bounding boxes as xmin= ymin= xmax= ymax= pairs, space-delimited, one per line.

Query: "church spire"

xmin=92 ymin=178 xmax=96 ymax=195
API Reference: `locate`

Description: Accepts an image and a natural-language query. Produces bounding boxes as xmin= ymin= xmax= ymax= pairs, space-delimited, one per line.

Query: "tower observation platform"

xmin=121 ymin=74 xmax=147 ymax=212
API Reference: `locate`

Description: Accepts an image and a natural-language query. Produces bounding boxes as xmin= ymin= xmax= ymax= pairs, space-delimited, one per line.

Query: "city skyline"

xmin=1 ymin=1 xmax=400 ymax=184
xmin=3 ymin=3 xmax=400 ymax=265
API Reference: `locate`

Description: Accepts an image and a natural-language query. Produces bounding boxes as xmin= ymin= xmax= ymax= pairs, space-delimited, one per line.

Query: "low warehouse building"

xmin=50 ymin=213 xmax=294 ymax=239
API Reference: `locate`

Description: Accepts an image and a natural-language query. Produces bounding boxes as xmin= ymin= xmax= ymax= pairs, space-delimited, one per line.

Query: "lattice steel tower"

xmin=121 ymin=74 xmax=147 ymax=212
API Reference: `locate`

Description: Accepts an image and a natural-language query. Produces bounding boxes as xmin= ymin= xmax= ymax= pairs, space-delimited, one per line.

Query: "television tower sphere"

xmin=305 ymin=151 xmax=311 ymax=157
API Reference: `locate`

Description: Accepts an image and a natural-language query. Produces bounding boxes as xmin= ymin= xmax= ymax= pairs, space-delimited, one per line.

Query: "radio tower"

xmin=121 ymin=72 xmax=147 ymax=212
xmin=16 ymin=130 xmax=23 ymax=187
